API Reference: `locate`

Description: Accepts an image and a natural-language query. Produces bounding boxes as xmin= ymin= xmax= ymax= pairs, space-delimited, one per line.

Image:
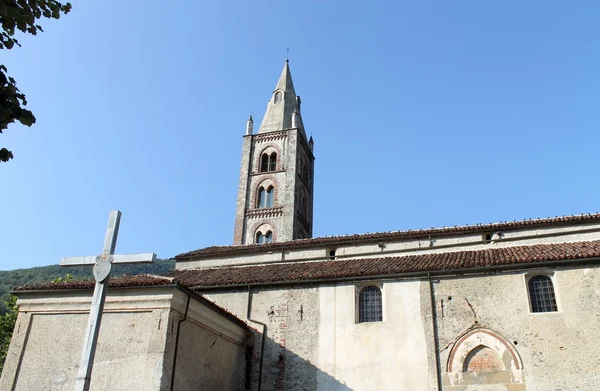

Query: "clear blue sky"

xmin=1 ymin=1 xmax=599 ymax=270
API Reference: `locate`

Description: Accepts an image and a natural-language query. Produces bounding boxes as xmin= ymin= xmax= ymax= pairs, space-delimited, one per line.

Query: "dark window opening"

xmin=484 ymin=233 xmax=493 ymax=243
xmin=244 ymin=347 xmax=253 ymax=389
xmin=528 ymin=275 xmax=558 ymax=312
xmin=260 ymin=154 xmax=269 ymax=172
xmin=329 ymin=249 xmax=336 ymax=260
xmin=358 ymin=286 xmax=383 ymax=323
xmin=265 ymin=231 xmax=273 ymax=244
xmin=269 ymin=152 xmax=277 ymax=171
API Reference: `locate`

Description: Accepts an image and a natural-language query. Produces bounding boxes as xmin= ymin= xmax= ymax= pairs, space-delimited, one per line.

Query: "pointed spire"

xmin=257 ymin=61 xmax=305 ymax=138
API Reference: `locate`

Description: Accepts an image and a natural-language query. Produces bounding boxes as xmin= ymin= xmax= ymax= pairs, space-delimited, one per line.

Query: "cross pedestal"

xmin=60 ymin=210 xmax=156 ymax=391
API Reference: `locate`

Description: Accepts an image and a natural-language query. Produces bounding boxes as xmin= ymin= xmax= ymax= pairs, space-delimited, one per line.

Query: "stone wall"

xmin=201 ymin=263 xmax=600 ymax=391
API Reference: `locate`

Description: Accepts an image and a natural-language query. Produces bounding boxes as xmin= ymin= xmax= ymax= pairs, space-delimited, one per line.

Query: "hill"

xmin=0 ymin=259 xmax=176 ymax=314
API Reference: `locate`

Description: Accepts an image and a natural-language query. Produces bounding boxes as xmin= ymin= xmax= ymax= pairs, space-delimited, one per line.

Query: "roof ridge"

xmin=171 ymin=240 xmax=600 ymax=288
xmin=177 ymin=212 xmax=600 ymax=259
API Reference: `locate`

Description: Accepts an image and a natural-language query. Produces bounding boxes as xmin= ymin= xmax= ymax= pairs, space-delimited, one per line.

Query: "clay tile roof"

xmin=12 ymin=274 xmax=248 ymax=329
xmin=175 ymin=213 xmax=600 ymax=260
xmin=171 ymin=240 xmax=600 ymax=288
xmin=13 ymin=274 xmax=174 ymax=292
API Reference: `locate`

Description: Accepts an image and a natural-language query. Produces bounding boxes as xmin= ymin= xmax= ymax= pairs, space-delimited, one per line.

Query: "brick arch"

xmin=445 ymin=328 xmax=524 ymax=386
xmin=447 ymin=328 xmax=522 ymax=373
xmin=253 ymin=176 xmax=279 ymax=208
xmin=255 ymin=144 xmax=282 ymax=172
xmin=248 ymin=221 xmax=277 ymax=243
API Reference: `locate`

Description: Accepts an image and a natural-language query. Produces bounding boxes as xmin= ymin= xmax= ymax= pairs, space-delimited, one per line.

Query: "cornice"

xmin=247 ymin=207 xmax=285 ymax=219
xmin=253 ymin=131 xmax=288 ymax=143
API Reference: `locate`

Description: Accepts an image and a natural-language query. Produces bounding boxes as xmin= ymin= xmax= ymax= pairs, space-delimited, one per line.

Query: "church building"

xmin=2 ymin=62 xmax=600 ymax=391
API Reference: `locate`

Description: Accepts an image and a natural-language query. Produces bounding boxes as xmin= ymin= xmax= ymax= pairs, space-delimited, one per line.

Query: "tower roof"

xmin=258 ymin=61 xmax=305 ymax=137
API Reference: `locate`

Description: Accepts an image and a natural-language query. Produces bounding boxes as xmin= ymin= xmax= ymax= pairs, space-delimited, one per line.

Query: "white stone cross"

xmin=60 ymin=210 xmax=156 ymax=391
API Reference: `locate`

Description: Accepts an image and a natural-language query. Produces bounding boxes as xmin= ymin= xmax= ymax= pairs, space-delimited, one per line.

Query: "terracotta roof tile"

xmin=171 ymin=240 xmax=600 ymax=288
xmin=13 ymin=274 xmax=173 ymax=291
xmin=12 ymin=274 xmax=249 ymax=330
xmin=176 ymin=213 xmax=600 ymax=260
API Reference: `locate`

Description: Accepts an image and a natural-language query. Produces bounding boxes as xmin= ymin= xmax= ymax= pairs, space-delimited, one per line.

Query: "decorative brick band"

xmin=254 ymin=131 xmax=288 ymax=143
xmin=247 ymin=207 xmax=284 ymax=219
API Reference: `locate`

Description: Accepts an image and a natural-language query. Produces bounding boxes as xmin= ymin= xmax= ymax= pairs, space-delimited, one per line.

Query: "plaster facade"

xmin=0 ymin=285 xmax=248 ymax=391
xmin=196 ymin=262 xmax=600 ymax=391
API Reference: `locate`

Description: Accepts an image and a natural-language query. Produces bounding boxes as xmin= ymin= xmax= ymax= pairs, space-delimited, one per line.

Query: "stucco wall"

xmin=203 ymin=282 xmax=431 ymax=391
xmin=425 ymin=266 xmax=600 ymax=391
xmin=0 ymin=286 xmax=249 ymax=391
xmin=0 ymin=293 xmax=170 ymax=391
xmin=172 ymin=317 xmax=243 ymax=390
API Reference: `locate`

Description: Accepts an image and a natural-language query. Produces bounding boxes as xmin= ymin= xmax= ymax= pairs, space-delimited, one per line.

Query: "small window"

xmin=328 ymin=249 xmax=336 ymax=260
xmin=274 ymin=91 xmax=282 ymax=103
xmin=257 ymin=187 xmax=266 ymax=208
xmin=265 ymin=231 xmax=273 ymax=243
xmin=528 ymin=275 xmax=558 ymax=313
xmin=483 ymin=233 xmax=493 ymax=244
xmin=256 ymin=231 xmax=265 ymax=244
xmin=358 ymin=286 xmax=382 ymax=323
xmin=260 ymin=154 xmax=269 ymax=172
xmin=257 ymin=186 xmax=274 ymax=208
xmin=260 ymin=153 xmax=277 ymax=172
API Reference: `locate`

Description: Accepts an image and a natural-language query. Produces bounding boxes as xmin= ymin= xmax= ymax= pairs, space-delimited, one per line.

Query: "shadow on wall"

xmin=249 ymin=330 xmax=353 ymax=391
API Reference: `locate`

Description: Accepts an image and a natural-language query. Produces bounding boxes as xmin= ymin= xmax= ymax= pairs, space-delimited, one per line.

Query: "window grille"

xmin=358 ymin=286 xmax=383 ymax=322
xmin=528 ymin=275 xmax=558 ymax=312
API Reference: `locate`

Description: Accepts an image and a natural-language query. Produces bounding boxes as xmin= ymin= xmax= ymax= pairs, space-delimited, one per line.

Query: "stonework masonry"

xmin=233 ymin=62 xmax=315 ymax=245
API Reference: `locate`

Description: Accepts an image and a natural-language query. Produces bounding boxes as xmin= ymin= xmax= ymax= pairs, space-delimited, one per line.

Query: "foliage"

xmin=0 ymin=295 xmax=17 ymax=374
xmin=0 ymin=259 xmax=176 ymax=315
xmin=52 ymin=272 xmax=73 ymax=283
xmin=0 ymin=0 xmax=72 ymax=163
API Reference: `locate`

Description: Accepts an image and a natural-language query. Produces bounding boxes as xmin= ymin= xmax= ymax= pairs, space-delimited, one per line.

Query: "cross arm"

xmin=60 ymin=253 xmax=157 ymax=267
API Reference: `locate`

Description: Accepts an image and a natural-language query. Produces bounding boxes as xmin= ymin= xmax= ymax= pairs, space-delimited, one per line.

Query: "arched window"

xmin=260 ymin=153 xmax=277 ymax=172
xmin=260 ymin=154 xmax=269 ymax=172
xmin=358 ymin=286 xmax=382 ymax=323
xmin=274 ymin=91 xmax=282 ymax=103
xmin=256 ymin=231 xmax=265 ymax=244
xmin=528 ymin=275 xmax=557 ymax=312
xmin=255 ymin=230 xmax=273 ymax=244
xmin=266 ymin=186 xmax=274 ymax=207
xmin=257 ymin=186 xmax=274 ymax=208
xmin=257 ymin=187 xmax=266 ymax=208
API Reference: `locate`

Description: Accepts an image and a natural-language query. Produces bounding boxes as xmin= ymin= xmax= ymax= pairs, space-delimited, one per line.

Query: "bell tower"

xmin=233 ymin=61 xmax=315 ymax=245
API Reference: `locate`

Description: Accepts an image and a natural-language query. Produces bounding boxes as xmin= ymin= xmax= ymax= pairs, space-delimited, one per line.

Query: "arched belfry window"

xmin=358 ymin=286 xmax=382 ymax=323
xmin=528 ymin=275 xmax=558 ymax=312
xmin=257 ymin=186 xmax=274 ymax=208
xmin=260 ymin=153 xmax=277 ymax=172
xmin=255 ymin=230 xmax=273 ymax=244
xmin=274 ymin=91 xmax=282 ymax=103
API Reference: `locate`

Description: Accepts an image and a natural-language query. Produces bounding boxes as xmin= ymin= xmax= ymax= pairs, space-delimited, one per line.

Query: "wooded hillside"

xmin=0 ymin=259 xmax=175 ymax=314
